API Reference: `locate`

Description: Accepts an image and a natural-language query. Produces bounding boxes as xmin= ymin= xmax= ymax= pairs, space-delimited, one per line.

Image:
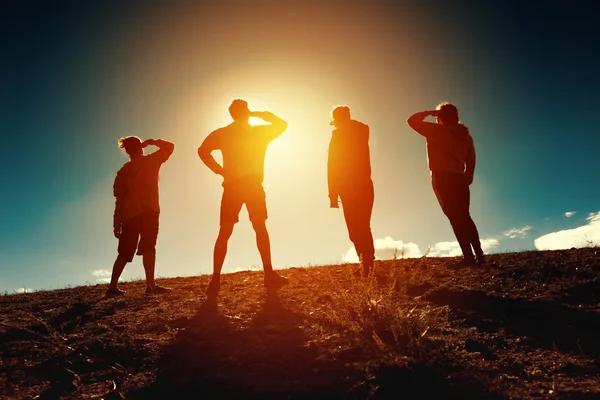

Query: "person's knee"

xmin=116 ymin=255 xmax=131 ymax=264
xmin=348 ymin=231 xmax=358 ymax=243
xmin=455 ymin=212 xmax=471 ymax=224
xmin=446 ymin=209 xmax=462 ymax=223
xmin=143 ymin=248 xmax=156 ymax=256
xmin=440 ymin=206 xmax=453 ymax=219
xmin=251 ymin=219 xmax=268 ymax=233
xmin=217 ymin=223 xmax=234 ymax=240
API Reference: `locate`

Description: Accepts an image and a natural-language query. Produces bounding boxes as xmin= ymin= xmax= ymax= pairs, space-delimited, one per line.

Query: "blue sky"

xmin=2 ymin=0 xmax=599 ymax=292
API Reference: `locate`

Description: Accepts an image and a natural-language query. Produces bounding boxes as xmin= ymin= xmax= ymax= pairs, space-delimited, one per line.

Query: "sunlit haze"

xmin=2 ymin=1 xmax=599 ymax=291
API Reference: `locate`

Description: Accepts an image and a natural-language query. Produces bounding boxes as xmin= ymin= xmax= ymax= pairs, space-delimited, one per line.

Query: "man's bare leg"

xmin=143 ymin=250 xmax=156 ymax=289
xmin=251 ymin=220 xmax=272 ymax=272
xmin=214 ymin=223 xmax=234 ymax=276
xmin=252 ymin=220 xmax=287 ymax=288
xmin=109 ymin=256 xmax=128 ymax=291
xmin=143 ymin=249 xmax=171 ymax=294
xmin=207 ymin=223 xmax=234 ymax=298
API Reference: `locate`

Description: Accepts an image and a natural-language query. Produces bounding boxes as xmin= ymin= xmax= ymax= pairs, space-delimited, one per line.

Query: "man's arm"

xmin=250 ymin=111 xmax=288 ymax=141
xmin=143 ymin=138 xmax=175 ymax=163
xmin=327 ymin=136 xmax=340 ymax=208
xmin=112 ymin=169 xmax=126 ymax=238
xmin=406 ymin=110 xmax=443 ymax=138
xmin=465 ymin=140 xmax=476 ymax=185
xmin=197 ymin=130 xmax=225 ymax=176
xmin=113 ymin=199 xmax=122 ymax=238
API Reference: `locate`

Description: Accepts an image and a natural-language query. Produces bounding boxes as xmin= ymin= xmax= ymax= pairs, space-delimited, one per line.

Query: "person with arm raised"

xmin=198 ymin=99 xmax=289 ymax=300
xmin=407 ymin=102 xmax=484 ymax=267
xmin=108 ymin=136 xmax=175 ymax=297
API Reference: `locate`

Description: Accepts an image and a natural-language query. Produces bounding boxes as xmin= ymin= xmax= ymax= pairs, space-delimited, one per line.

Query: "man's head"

xmin=229 ymin=99 xmax=250 ymax=122
xmin=330 ymin=105 xmax=351 ymax=128
xmin=118 ymin=136 xmax=143 ymax=158
xmin=435 ymin=102 xmax=460 ymax=125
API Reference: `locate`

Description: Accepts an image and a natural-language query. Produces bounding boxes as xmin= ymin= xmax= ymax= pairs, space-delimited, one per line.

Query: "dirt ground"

xmin=1 ymin=248 xmax=599 ymax=399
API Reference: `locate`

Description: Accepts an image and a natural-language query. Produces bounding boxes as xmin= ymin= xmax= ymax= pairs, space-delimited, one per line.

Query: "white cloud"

xmin=91 ymin=269 xmax=122 ymax=284
xmin=535 ymin=211 xmax=600 ymax=250
xmin=14 ymin=288 xmax=33 ymax=293
xmin=342 ymin=236 xmax=422 ymax=262
xmin=427 ymin=241 xmax=462 ymax=257
xmin=503 ymin=225 xmax=532 ymax=239
xmin=565 ymin=211 xmax=576 ymax=218
xmin=343 ymin=235 xmax=503 ymax=262
xmin=428 ymin=238 xmax=500 ymax=257
xmin=230 ymin=265 xmax=264 ymax=273
xmin=481 ymin=238 xmax=501 ymax=253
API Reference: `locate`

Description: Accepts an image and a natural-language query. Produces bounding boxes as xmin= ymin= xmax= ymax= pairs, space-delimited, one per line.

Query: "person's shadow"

xmin=132 ymin=290 xmax=346 ymax=399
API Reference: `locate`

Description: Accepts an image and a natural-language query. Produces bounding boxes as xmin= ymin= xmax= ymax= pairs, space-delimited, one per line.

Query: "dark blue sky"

xmin=2 ymin=0 xmax=599 ymax=291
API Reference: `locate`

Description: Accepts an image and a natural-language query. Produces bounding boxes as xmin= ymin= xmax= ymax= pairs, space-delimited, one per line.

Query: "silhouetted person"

xmin=407 ymin=102 xmax=485 ymax=266
xmin=198 ymin=99 xmax=289 ymax=299
xmin=108 ymin=136 xmax=175 ymax=297
xmin=328 ymin=106 xmax=375 ymax=276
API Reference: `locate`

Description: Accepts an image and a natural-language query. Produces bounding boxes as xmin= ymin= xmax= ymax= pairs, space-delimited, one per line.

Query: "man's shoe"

xmin=206 ymin=278 xmax=220 ymax=300
xmin=264 ymin=272 xmax=288 ymax=289
xmin=106 ymin=287 xmax=125 ymax=297
xmin=353 ymin=266 xmax=372 ymax=278
xmin=476 ymin=255 xmax=486 ymax=266
xmin=146 ymin=285 xmax=172 ymax=295
xmin=448 ymin=258 xmax=476 ymax=269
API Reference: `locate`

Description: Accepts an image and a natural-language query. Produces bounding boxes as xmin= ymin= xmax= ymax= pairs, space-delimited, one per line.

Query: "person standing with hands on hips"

xmin=198 ymin=99 xmax=289 ymax=300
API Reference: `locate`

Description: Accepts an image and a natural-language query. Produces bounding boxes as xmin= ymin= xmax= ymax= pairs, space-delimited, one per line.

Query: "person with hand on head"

xmin=328 ymin=105 xmax=375 ymax=276
xmin=108 ymin=136 xmax=175 ymax=297
xmin=198 ymin=99 xmax=289 ymax=300
xmin=407 ymin=102 xmax=485 ymax=267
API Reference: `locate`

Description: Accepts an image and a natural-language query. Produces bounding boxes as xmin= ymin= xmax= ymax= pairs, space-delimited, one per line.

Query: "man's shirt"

xmin=328 ymin=120 xmax=372 ymax=200
xmin=409 ymin=121 xmax=475 ymax=176
xmin=201 ymin=120 xmax=285 ymax=185
xmin=113 ymin=148 xmax=172 ymax=224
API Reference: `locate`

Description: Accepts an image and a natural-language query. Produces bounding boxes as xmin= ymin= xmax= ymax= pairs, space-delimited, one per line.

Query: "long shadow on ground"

xmin=131 ymin=292 xmax=353 ymax=399
xmin=130 ymin=289 xmax=505 ymax=399
xmin=426 ymin=287 xmax=600 ymax=356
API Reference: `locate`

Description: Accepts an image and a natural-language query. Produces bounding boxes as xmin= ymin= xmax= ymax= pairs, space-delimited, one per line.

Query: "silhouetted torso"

xmin=114 ymin=150 xmax=170 ymax=222
xmin=205 ymin=121 xmax=282 ymax=185
xmin=412 ymin=122 xmax=474 ymax=174
xmin=328 ymin=120 xmax=372 ymax=196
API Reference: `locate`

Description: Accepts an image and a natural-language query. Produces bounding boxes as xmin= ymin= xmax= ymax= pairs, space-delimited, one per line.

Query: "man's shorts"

xmin=118 ymin=210 xmax=159 ymax=262
xmin=220 ymin=179 xmax=268 ymax=225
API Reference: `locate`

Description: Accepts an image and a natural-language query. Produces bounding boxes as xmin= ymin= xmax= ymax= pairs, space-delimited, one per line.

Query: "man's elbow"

xmin=198 ymin=146 xmax=211 ymax=162
xmin=278 ymin=120 xmax=289 ymax=133
xmin=166 ymin=142 xmax=175 ymax=155
xmin=407 ymin=118 xmax=428 ymax=136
